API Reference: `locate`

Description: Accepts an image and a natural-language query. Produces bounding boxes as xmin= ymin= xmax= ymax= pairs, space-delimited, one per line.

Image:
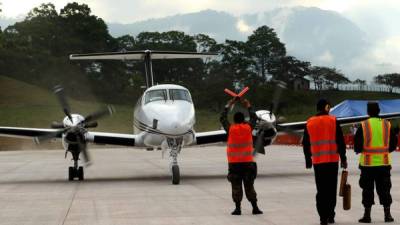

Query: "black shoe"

xmin=385 ymin=217 xmax=394 ymax=223
xmin=328 ymin=217 xmax=335 ymax=224
xmin=384 ymin=207 xmax=394 ymax=223
xmin=320 ymin=221 xmax=328 ymax=225
xmin=359 ymin=207 xmax=372 ymax=223
xmin=231 ymin=208 xmax=241 ymax=215
xmin=252 ymin=207 xmax=263 ymax=215
xmin=359 ymin=217 xmax=371 ymax=223
xmin=250 ymin=201 xmax=263 ymax=215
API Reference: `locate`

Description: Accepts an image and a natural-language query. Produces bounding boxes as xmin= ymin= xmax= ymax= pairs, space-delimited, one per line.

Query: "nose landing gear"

xmin=67 ymin=147 xmax=84 ymax=181
xmin=167 ymin=138 xmax=182 ymax=185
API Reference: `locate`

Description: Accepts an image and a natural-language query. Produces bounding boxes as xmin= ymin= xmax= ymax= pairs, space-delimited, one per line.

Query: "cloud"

xmin=316 ymin=50 xmax=334 ymax=64
xmin=236 ymin=19 xmax=252 ymax=34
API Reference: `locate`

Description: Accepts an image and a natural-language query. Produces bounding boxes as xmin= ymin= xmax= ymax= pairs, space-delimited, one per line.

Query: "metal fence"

xmin=309 ymin=84 xmax=400 ymax=94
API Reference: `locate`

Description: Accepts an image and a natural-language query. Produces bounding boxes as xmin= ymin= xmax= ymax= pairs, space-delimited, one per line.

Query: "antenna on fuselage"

xmin=69 ymin=50 xmax=218 ymax=89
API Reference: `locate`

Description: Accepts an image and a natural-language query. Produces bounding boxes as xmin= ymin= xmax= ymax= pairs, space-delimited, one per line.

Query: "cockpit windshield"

xmin=145 ymin=90 xmax=167 ymax=104
xmin=169 ymin=89 xmax=192 ymax=102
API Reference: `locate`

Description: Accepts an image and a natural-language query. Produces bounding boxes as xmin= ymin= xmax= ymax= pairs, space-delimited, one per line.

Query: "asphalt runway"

xmin=0 ymin=145 xmax=399 ymax=225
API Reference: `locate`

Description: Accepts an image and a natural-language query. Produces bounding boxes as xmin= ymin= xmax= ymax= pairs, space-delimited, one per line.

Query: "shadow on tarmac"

xmin=0 ymin=171 xmax=314 ymax=185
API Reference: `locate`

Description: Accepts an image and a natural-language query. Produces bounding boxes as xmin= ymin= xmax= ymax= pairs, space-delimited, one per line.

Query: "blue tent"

xmin=330 ymin=99 xmax=400 ymax=118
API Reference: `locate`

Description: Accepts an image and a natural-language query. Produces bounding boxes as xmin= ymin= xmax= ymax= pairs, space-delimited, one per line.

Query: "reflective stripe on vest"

xmin=360 ymin=118 xmax=391 ymax=167
xmin=306 ymin=115 xmax=339 ymax=164
xmin=226 ymin=123 xmax=254 ymax=163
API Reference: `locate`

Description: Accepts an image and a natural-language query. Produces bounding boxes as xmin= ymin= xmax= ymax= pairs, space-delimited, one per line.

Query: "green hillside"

xmin=0 ymin=76 xmax=136 ymax=133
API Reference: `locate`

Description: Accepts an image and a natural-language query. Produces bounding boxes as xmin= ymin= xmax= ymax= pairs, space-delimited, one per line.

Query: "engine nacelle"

xmin=63 ymin=114 xmax=85 ymax=127
xmin=254 ymin=110 xmax=278 ymax=148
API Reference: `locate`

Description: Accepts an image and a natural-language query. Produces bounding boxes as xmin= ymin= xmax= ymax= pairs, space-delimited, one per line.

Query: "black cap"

xmin=234 ymin=112 xmax=245 ymax=123
xmin=367 ymin=102 xmax=380 ymax=117
xmin=317 ymin=98 xmax=330 ymax=112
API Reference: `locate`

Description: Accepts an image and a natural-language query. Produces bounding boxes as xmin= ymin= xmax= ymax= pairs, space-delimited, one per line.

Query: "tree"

xmin=268 ymin=56 xmax=310 ymax=83
xmin=323 ymin=68 xmax=350 ymax=89
xmin=59 ymin=2 xmax=113 ymax=54
xmin=309 ymin=66 xmax=327 ymax=90
xmin=9 ymin=3 xmax=59 ymax=55
xmin=309 ymin=66 xmax=349 ymax=90
xmin=374 ymin=73 xmax=400 ymax=92
xmin=353 ymin=79 xmax=366 ymax=90
xmin=194 ymin=34 xmax=217 ymax=53
xmin=218 ymin=40 xmax=256 ymax=87
xmin=116 ymin=35 xmax=135 ymax=50
xmin=246 ymin=26 xmax=286 ymax=82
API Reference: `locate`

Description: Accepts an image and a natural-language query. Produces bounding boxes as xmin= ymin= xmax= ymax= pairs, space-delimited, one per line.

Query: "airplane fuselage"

xmin=132 ymin=84 xmax=196 ymax=148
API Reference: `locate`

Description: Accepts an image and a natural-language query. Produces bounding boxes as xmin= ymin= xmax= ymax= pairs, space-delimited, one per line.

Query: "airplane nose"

xmin=146 ymin=101 xmax=194 ymax=136
xmin=165 ymin=120 xmax=191 ymax=135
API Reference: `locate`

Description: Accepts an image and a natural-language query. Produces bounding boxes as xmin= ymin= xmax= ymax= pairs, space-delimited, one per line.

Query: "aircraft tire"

xmin=172 ymin=165 xmax=180 ymax=185
xmin=78 ymin=166 xmax=84 ymax=181
xmin=68 ymin=167 xmax=74 ymax=181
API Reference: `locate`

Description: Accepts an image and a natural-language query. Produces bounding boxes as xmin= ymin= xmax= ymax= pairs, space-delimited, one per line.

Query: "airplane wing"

xmin=0 ymin=127 xmax=137 ymax=146
xmin=0 ymin=127 xmax=60 ymax=139
xmin=195 ymin=130 xmax=227 ymax=145
xmin=70 ymin=50 xmax=217 ymax=61
xmin=85 ymin=132 xmax=136 ymax=146
xmin=277 ymin=112 xmax=400 ymax=132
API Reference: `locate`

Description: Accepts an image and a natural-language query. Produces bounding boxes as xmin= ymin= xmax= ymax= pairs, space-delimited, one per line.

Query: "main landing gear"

xmin=168 ymin=138 xmax=182 ymax=185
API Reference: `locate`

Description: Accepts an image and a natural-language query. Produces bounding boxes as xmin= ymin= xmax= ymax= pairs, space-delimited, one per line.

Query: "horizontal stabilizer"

xmin=70 ymin=50 xmax=218 ymax=61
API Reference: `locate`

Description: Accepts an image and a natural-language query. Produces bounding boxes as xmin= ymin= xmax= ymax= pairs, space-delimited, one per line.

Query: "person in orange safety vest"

xmin=303 ymin=99 xmax=347 ymax=225
xmin=220 ymin=97 xmax=262 ymax=215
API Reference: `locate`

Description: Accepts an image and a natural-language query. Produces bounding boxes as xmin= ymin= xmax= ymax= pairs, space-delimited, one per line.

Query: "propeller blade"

xmin=54 ymin=85 xmax=72 ymax=121
xmin=34 ymin=128 xmax=67 ymax=144
xmin=76 ymin=134 xmax=92 ymax=166
xmin=83 ymin=105 xmax=114 ymax=124
xmin=84 ymin=121 xmax=98 ymax=128
xmin=254 ymin=129 xmax=266 ymax=155
xmin=51 ymin=121 xmax=65 ymax=129
xmin=271 ymin=81 xmax=287 ymax=115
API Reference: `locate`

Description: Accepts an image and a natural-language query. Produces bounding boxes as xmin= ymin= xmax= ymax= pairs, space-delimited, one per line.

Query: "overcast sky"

xmin=1 ymin=0 xmax=400 ymax=81
xmin=0 ymin=0 xmax=398 ymax=25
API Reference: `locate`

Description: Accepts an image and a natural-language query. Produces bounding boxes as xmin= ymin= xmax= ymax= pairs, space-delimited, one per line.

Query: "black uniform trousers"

xmin=228 ymin=162 xmax=258 ymax=203
xmin=359 ymin=166 xmax=392 ymax=207
xmin=314 ymin=162 xmax=338 ymax=222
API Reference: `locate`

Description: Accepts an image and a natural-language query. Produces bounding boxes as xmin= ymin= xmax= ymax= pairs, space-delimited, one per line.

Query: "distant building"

xmin=291 ymin=76 xmax=310 ymax=91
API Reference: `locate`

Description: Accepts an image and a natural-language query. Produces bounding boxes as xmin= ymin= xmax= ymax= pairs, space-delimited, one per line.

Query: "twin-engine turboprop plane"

xmin=1 ymin=50 xmax=400 ymax=184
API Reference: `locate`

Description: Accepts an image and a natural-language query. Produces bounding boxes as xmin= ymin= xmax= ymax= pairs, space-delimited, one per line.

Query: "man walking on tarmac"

xmin=354 ymin=102 xmax=397 ymax=223
xmin=220 ymin=97 xmax=263 ymax=215
xmin=303 ymin=99 xmax=347 ymax=225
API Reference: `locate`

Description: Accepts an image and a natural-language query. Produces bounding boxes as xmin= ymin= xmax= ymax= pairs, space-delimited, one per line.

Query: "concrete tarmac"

xmin=0 ymin=145 xmax=399 ymax=225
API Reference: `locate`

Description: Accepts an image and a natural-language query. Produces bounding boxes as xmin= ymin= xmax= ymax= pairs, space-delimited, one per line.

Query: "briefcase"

xmin=343 ymin=184 xmax=351 ymax=210
xmin=339 ymin=170 xmax=348 ymax=197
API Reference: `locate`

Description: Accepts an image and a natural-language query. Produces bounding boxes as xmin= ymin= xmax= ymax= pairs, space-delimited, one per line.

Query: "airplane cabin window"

xmin=145 ymin=90 xmax=167 ymax=104
xmin=169 ymin=89 xmax=192 ymax=102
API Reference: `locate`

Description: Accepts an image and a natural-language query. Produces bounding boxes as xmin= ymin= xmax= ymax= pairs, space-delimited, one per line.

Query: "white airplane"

xmin=1 ymin=50 xmax=400 ymax=184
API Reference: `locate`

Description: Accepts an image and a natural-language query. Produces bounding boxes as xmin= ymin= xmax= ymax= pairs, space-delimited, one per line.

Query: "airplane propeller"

xmin=254 ymin=80 xmax=287 ymax=155
xmin=34 ymin=86 xmax=114 ymax=165
xmin=54 ymin=85 xmax=73 ymax=122
xmin=269 ymin=80 xmax=287 ymax=119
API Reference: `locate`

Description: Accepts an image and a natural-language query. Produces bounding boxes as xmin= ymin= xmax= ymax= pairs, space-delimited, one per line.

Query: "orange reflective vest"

xmin=360 ymin=118 xmax=391 ymax=167
xmin=227 ymin=123 xmax=254 ymax=163
xmin=306 ymin=115 xmax=339 ymax=164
